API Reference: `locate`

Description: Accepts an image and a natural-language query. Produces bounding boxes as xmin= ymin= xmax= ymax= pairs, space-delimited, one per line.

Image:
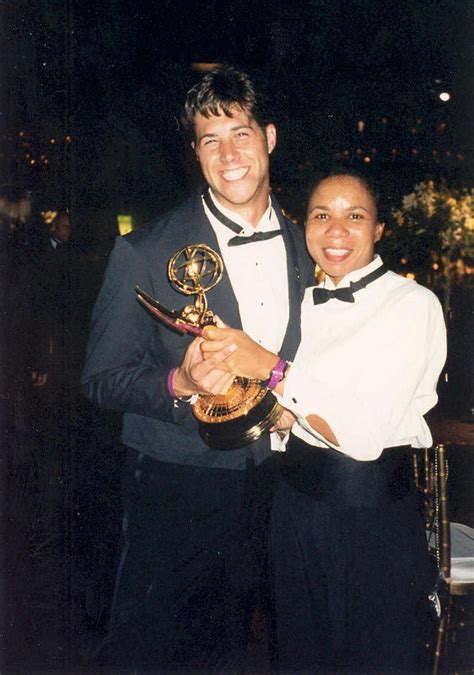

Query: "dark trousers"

xmin=98 ymin=448 xmax=275 ymax=673
xmin=272 ymin=437 xmax=435 ymax=674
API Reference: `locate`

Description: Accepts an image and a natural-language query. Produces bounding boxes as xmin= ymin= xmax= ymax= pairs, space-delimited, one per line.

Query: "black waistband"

xmin=280 ymin=435 xmax=414 ymax=507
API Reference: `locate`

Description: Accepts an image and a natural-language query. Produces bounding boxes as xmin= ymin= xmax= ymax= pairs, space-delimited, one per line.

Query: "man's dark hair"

xmin=182 ymin=65 xmax=270 ymax=140
xmin=52 ymin=208 xmax=70 ymax=222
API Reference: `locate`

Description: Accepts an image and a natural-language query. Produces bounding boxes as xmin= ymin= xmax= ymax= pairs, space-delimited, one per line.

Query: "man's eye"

xmin=203 ymin=139 xmax=218 ymax=146
xmin=235 ymin=132 xmax=250 ymax=138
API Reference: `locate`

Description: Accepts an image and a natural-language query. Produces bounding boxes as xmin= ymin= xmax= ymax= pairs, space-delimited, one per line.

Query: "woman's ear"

xmin=375 ymin=221 xmax=385 ymax=242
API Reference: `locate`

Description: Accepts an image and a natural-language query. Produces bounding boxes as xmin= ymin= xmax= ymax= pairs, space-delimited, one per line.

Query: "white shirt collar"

xmin=324 ymin=254 xmax=384 ymax=290
xmin=206 ymin=189 xmax=275 ymax=237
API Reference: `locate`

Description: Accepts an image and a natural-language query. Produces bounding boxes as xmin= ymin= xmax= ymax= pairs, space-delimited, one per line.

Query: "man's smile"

xmin=221 ymin=167 xmax=250 ymax=181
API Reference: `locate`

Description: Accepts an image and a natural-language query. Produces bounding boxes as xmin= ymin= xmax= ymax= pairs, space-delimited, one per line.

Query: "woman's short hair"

xmin=307 ymin=167 xmax=388 ymax=223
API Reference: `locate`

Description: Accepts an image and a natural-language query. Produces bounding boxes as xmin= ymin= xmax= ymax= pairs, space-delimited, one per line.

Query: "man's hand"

xmin=172 ymin=337 xmax=236 ymax=398
xmin=200 ymin=322 xmax=278 ymax=381
xmin=270 ymin=409 xmax=296 ymax=433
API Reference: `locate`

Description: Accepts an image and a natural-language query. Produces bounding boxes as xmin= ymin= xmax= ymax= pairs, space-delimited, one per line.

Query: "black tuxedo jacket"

xmin=81 ymin=190 xmax=313 ymax=469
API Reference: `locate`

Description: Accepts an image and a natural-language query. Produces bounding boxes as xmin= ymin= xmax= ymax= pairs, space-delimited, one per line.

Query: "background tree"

xmin=383 ymin=181 xmax=474 ymax=317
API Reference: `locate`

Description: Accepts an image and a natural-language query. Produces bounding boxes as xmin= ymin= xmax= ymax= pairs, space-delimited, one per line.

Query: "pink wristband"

xmin=167 ymin=367 xmax=178 ymax=399
xmin=266 ymin=358 xmax=287 ymax=390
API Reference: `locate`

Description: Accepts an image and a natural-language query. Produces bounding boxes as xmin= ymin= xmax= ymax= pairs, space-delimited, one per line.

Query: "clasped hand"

xmin=172 ymin=319 xmax=295 ymax=434
xmin=201 ymin=321 xmax=296 ymax=433
xmin=200 ymin=320 xmax=278 ymax=381
xmin=173 ymin=319 xmax=272 ymax=398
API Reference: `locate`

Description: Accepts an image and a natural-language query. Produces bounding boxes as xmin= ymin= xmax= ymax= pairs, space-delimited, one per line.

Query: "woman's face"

xmin=305 ymin=175 xmax=384 ymax=286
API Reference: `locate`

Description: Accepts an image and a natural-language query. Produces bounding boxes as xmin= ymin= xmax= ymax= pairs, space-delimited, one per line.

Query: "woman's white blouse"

xmin=278 ymin=256 xmax=447 ymax=461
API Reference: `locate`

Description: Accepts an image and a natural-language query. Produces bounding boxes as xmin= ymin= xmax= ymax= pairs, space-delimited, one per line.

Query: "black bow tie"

xmin=313 ymin=265 xmax=387 ymax=305
xmin=228 ymin=229 xmax=282 ymax=246
xmin=202 ymin=189 xmax=282 ymax=247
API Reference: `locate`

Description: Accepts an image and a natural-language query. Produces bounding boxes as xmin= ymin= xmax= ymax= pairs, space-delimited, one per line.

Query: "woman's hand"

xmin=201 ymin=320 xmax=278 ymax=381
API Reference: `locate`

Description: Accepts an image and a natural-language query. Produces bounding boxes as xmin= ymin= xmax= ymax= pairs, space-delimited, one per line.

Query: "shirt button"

xmin=292 ymin=397 xmax=297 ymax=403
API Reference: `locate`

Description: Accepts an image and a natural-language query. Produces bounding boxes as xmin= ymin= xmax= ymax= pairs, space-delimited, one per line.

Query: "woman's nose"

xmin=326 ymin=218 xmax=349 ymax=237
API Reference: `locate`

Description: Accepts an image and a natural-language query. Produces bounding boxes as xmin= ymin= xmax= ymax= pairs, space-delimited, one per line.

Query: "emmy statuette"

xmin=135 ymin=244 xmax=283 ymax=449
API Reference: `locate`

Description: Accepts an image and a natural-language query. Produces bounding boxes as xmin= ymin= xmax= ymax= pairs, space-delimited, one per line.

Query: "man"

xmin=33 ymin=210 xmax=82 ymax=397
xmin=82 ymin=65 xmax=312 ymax=672
xmin=48 ymin=210 xmax=72 ymax=248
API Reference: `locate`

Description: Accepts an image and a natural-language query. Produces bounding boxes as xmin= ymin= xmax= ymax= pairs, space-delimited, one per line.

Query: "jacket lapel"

xmin=272 ymin=197 xmax=305 ymax=360
xmin=181 ymin=191 xmax=243 ymax=330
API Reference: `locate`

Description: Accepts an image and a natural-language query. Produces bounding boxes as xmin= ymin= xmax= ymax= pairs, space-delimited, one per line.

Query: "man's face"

xmin=51 ymin=215 xmax=71 ymax=242
xmin=305 ymin=175 xmax=384 ymax=286
xmin=193 ymin=106 xmax=276 ymax=223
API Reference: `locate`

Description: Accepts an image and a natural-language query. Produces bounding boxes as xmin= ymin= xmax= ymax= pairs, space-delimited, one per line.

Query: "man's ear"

xmin=265 ymin=124 xmax=277 ymax=155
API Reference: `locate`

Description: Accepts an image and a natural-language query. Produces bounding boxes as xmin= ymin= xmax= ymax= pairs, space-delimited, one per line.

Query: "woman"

xmin=200 ymin=170 xmax=447 ymax=673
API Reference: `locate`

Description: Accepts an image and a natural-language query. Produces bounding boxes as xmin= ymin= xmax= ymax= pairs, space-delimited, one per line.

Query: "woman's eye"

xmin=314 ymin=213 xmax=328 ymax=220
xmin=349 ymin=213 xmax=364 ymax=220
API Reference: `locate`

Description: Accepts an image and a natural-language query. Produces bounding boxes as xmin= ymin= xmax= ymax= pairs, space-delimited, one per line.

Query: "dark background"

xmin=2 ymin=0 xmax=473 ymax=235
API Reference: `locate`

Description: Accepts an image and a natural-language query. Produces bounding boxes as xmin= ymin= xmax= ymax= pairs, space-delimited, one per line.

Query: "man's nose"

xmin=219 ymin=138 xmax=239 ymax=162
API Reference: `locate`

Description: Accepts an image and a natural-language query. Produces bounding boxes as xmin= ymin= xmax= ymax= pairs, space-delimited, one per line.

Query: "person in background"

xmin=48 ymin=210 xmax=72 ymax=249
xmin=201 ymin=169 xmax=447 ymax=673
xmin=81 ymin=65 xmax=313 ymax=672
xmin=26 ymin=209 xmax=74 ymax=404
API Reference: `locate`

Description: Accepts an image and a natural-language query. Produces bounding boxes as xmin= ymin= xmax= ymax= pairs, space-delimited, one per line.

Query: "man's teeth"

xmin=325 ymin=248 xmax=350 ymax=255
xmin=222 ymin=167 xmax=248 ymax=181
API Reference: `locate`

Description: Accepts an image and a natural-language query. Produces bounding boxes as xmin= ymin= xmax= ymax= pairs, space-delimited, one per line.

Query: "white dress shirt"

xmin=203 ymin=189 xmax=289 ymax=354
xmin=278 ymin=255 xmax=447 ymax=461
xmin=203 ymin=189 xmax=290 ymax=452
